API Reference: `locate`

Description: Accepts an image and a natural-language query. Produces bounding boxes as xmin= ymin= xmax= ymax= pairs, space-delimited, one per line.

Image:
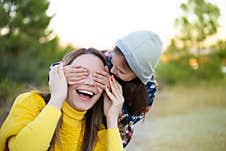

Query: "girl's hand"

xmin=104 ymin=75 xmax=124 ymax=128
xmin=48 ymin=62 xmax=68 ymax=109
xmin=93 ymin=66 xmax=110 ymax=89
xmin=64 ymin=64 xmax=88 ymax=86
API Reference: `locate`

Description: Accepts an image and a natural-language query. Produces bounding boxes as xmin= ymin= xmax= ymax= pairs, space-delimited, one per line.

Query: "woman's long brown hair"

xmin=0 ymin=48 xmax=106 ymax=151
xmin=114 ymin=47 xmax=148 ymax=115
xmin=34 ymin=48 xmax=107 ymax=151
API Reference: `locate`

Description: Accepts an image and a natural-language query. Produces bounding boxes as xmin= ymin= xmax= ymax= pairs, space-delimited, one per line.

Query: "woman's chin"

xmin=71 ymin=98 xmax=95 ymax=112
xmin=69 ymin=90 xmax=100 ymax=111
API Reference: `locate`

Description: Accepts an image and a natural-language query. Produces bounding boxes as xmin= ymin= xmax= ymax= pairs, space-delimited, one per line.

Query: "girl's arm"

xmin=104 ymin=75 xmax=124 ymax=151
xmin=118 ymin=79 xmax=158 ymax=147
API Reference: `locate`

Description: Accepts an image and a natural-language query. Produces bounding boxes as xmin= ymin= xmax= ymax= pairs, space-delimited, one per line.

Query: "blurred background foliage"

xmin=0 ymin=0 xmax=226 ymax=150
xmin=0 ymin=0 xmax=226 ymax=111
xmin=156 ymin=0 xmax=226 ymax=85
xmin=0 ymin=0 xmax=74 ymax=110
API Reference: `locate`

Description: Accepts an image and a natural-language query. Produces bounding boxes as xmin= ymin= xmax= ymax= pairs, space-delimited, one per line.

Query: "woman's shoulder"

xmin=12 ymin=91 xmax=46 ymax=111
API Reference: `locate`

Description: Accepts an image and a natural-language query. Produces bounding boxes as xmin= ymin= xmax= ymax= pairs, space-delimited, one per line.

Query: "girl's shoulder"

xmin=145 ymin=76 xmax=158 ymax=108
xmin=145 ymin=76 xmax=158 ymax=89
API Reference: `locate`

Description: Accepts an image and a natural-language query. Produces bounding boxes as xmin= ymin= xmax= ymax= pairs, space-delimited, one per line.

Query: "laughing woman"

xmin=0 ymin=48 xmax=124 ymax=151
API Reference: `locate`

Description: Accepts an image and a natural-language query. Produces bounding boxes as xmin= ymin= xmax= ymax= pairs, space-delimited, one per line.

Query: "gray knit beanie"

xmin=116 ymin=31 xmax=163 ymax=85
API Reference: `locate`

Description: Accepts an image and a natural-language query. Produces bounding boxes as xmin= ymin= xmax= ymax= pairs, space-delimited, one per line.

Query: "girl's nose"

xmin=110 ymin=66 xmax=116 ymax=75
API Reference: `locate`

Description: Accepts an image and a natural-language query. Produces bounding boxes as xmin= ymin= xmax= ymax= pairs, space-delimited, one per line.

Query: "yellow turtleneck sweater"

xmin=0 ymin=91 xmax=124 ymax=151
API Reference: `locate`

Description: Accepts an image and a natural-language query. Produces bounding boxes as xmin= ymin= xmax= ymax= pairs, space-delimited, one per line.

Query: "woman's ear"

xmin=104 ymin=66 xmax=109 ymax=73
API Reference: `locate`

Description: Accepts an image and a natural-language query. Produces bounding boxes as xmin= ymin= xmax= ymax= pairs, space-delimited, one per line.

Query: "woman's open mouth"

xmin=76 ymin=89 xmax=95 ymax=101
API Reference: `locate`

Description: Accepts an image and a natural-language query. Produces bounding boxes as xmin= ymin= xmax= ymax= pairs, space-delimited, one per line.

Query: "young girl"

xmin=0 ymin=48 xmax=124 ymax=151
xmin=65 ymin=31 xmax=163 ymax=147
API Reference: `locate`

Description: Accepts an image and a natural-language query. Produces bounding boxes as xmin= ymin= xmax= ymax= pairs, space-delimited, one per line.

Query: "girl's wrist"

xmin=106 ymin=116 xmax=118 ymax=128
xmin=47 ymin=97 xmax=64 ymax=110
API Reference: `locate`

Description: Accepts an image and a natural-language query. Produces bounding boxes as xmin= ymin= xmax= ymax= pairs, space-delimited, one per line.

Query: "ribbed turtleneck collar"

xmin=62 ymin=101 xmax=86 ymax=120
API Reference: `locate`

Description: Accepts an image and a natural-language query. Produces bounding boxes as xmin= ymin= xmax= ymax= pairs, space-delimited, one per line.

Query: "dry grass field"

xmin=126 ymin=84 xmax=226 ymax=151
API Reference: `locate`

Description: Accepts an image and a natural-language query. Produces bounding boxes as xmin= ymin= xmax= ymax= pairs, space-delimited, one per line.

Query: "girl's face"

xmin=67 ymin=54 xmax=104 ymax=111
xmin=111 ymin=51 xmax=137 ymax=81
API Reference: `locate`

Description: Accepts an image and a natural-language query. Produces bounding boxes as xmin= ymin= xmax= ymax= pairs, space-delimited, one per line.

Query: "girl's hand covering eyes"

xmin=48 ymin=62 xmax=68 ymax=109
xmin=64 ymin=64 xmax=88 ymax=86
xmin=93 ymin=66 xmax=111 ymax=89
xmin=104 ymin=75 xmax=124 ymax=128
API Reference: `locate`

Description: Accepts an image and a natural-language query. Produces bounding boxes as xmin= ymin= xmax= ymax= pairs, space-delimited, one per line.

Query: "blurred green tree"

xmin=174 ymin=0 xmax=220 ymax=51
xmin=0 ymin=0 xmax=64 ymax=84
xmin=0 ymin=0 xmax=55 ymax=54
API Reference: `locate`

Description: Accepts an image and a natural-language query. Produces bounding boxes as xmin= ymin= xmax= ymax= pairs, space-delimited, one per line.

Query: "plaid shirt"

xmin=102 ymin=50 xmax=157 ymax=147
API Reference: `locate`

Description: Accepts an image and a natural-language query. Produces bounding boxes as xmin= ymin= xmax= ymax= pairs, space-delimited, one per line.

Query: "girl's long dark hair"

xmin=114 ymin=47 xmax=148 ymax=115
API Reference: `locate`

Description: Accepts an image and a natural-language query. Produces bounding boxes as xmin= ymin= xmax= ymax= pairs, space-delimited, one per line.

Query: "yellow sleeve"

xmin=107 ymin=128 xmax=124 ymax=151
xmin=0 ymin=92 xmax=61 ymax=151
xmin=8 ymin=105 xmax=61 ymax=151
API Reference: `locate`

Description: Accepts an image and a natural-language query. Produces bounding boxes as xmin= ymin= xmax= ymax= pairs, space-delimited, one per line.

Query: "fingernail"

xmin=111 ymin=75 xmax=114 ymax=81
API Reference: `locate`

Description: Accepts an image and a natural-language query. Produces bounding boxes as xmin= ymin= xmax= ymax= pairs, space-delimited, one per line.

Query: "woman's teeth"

xmin=76 ymin=90 xmax=94 ymax=98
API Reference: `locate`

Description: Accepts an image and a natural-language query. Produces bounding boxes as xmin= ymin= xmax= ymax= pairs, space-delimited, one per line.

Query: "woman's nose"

xmin=85 ymin=74 xmax=95 ymax=86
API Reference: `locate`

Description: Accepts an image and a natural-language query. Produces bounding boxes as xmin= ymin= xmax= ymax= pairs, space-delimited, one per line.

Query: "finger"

xmin=59 ymin=63 xmax=65 ymax=79
xmin=64 ymin=66 xmax=88 ymax=74
xmin=64 ymin=72 xmax=88 ymax=82
xmin=66 ymin=72 xmax=88 ymax=78
xmin=56 ymin=65 xmax=61 ymax=79
xmin=110 ymin=76 xmax=124 ymax=102
xmin=93 ymin=75 xmax=106 ymax=85
xmin=68 ymin=79 xmax=86 ymax=86
xmin=64 ymin=64 xmax=84 ymax=70
xmin=103 ymin=92 xmax=110 ymax=100
xmin=67 ymin=78 xmax=87 ymax=86
xmin=72 ymin=65 xmax=88 ymax=72
xmin=68 ymin=64 xmax=81 ymax=68
xmin=103 ymin=92 xmax=111 ymax=103
xmin=48 ymin=69 xmax=54 ymax=83
xmin=112 ymin=76 xmax=122 ymax=93
xmin=95 ymin=70 xmax=108 ymax=77
xmin=95 ymin=81 xmax=105 ymax=90
xmin=51 ymin=64 xmax=60 ymax=79
xmin=109 ymin=76 xmax=118 ymax=97
xmin=67 ymin=75 xmax=87 ymax=82
xmin=69 ymin=64 xmax=88 ymax=73
xmin=105 ymin=86 xmax=115 ymax=101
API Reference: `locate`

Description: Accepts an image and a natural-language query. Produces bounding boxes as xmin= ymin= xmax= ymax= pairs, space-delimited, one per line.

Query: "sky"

xmin=47 ymin=0 xmax=226 ymax=50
